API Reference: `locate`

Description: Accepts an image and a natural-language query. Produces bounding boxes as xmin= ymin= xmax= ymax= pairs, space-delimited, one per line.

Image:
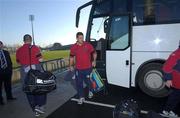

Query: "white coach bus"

xmin=76 ymin=0 xmax=180 ymax=97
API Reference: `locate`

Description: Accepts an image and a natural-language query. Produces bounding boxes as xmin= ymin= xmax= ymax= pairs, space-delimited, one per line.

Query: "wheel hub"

xmin=144 ymin=70 xmax=164 ymax=91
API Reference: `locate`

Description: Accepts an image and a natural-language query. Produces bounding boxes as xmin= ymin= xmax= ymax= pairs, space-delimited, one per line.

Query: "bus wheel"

xmin=137 ymin=63 xmax=170 ymax=98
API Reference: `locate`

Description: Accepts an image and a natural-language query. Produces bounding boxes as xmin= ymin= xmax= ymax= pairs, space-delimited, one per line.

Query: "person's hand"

xmin=69 ymin=66 xmax=74 ymax=71
xmin=92 ymin=61 xmax=96 ymax=67
xmin=165 ymin=80 xmax=172 ymax=88
xmin=39 ymin=58 xmax=43 ymax=62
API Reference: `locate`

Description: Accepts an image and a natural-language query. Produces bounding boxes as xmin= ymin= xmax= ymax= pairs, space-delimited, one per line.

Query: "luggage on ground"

xmin=113 ymin=99 xmax=140 ymax=118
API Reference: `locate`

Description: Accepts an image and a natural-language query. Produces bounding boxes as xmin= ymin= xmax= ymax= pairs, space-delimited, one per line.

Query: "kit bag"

xmin=90 ymin=68 xmax=104 ymax=92
xmin=23 ymin=45 xmax=56 ymax=94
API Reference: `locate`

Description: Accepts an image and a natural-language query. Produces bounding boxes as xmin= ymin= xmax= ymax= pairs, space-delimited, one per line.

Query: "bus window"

xmin=93 ymin=1 xmax=111 ymax=16
xmin=90 ymin=17 xmax=108 ymax=41
xmin=133 ymin=0 xmax=156 ymax=25
xmin=133 ymin=0 xmax=180 ymax=25
xmin=155 ymin=0 xmax=180 ymax=23
xmin=109 ymin=16 xmax=129 ymax=50
xmin=133 ymin=0 xmax=145 ymax=25
xmin=94 ymin=0 xmax=130 ymax=16
xmin=113 ymin=0 xmax=129 ymax=14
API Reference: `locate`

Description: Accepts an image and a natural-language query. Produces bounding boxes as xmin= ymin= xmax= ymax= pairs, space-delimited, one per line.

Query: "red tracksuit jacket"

xmin=163 ymin=48 xmax=180 ymax=89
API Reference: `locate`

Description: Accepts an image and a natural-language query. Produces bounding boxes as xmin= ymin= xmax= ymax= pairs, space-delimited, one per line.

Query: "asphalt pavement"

xmin=0 ymin=71 xmax=77 ymax=118
xmin=47 ymin=85 xmax=180 ymax=118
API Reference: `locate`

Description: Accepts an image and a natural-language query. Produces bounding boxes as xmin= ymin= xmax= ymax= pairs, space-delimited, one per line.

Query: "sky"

xmin=0 ymin=0 xmax=91 ymax=47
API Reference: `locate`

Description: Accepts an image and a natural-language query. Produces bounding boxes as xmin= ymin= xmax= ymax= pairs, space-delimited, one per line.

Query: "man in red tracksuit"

xmin=162 ymin=46 xmax=180 ymax=117
xmin=70 ymin=32 xmax=97 ymax=105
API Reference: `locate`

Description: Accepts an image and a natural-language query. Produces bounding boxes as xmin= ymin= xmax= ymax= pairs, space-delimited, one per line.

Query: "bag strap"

xmin=28 ymin=45 xmax=33 ymax=69
xmin=28 ymin=45 xmax=45 ymax=71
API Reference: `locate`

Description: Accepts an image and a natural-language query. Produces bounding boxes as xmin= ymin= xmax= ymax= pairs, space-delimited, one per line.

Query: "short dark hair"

xmin=23 ymin=34 xmax=32 ymax=42
xmin=76 ymin=32 xmax=84 ymax=38
xmin=0 ymin=41 xmax=3 ymax=45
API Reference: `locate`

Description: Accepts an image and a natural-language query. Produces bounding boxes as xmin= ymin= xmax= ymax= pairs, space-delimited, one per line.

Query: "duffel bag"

xmin=23 ymin=69 xmax=56 ymax=94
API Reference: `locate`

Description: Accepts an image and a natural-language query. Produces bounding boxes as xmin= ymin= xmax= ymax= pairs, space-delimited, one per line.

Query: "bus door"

xmin=106 ymin=14 xmax=132 ymax=88
xmin=89 ymin=17 xmax=109 ymax=78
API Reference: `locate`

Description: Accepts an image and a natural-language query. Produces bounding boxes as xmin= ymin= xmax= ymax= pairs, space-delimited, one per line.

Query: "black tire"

xmin=137 ymin=63 xmax=170 ymax=98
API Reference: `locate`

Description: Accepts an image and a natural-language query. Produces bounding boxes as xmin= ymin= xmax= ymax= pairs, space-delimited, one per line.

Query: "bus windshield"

xmin=90 ymin=17 xmax=108 ymax=41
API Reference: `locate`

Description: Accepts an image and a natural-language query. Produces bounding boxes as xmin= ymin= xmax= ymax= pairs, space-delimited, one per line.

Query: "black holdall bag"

xmin=113 ymin=99 xmax=140 ymax=118
xmin=23 ymin=45 xmax=56 ymax=95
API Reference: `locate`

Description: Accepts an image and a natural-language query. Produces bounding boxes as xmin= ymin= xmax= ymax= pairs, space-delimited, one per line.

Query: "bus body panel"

xmin=130 ymin=23 xmax=180 ymax=87
xmin=131 ymin=52 xmax=171 ymax=87
xmin=132 ymin=24 xmax=180 ymax=52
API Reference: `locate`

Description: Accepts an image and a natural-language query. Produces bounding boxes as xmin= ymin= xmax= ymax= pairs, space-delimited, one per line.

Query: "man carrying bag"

xmin=16 ymin=34 xmax=47 ymax=117
xmin=70 ymin=32 xmax=97 ymax=105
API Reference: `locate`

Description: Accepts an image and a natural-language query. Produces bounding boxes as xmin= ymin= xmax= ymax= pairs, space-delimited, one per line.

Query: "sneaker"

xmin=169 ymin=111 xmax=178 ymax=117
xmin=88 ymin=91 xmax=93 ymax=99
xmin=35 ymin=106 xmax=45 ymax=114
xmin=162 ymin=110 xmax=178 ymax=117
xmin=162 ymin=110 xmax=169 ymax=116
xmin=35 ymin=111 xmax=41 ymax=117
xmin=78 ymin=97 xmax=85 ymax=105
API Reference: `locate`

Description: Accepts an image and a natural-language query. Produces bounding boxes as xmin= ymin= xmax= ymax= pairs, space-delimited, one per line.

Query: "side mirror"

xmin=104 ymin=18 xmax=109 ymax=33
xmin=75 ymin=1 xmax=93 ymax=28
xmin=76 ymin=9 xmax=80 ymax=28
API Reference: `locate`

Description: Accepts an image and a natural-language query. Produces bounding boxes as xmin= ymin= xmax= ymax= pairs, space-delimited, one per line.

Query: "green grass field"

xmin=11 ymin=50 xmax=70 ymax=68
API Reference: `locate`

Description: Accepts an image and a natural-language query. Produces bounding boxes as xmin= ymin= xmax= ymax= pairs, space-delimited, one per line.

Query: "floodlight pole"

xmin=29 ymin=15 xmax=35 ymax=45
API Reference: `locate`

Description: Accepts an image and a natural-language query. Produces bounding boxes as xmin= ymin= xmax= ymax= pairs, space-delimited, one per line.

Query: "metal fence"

xmin=12 ymin=58 xmax=69 ymax=83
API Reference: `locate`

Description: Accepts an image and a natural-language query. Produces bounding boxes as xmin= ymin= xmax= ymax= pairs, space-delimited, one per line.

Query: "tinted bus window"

xmin=109 ymin=16 xmax=129 ymax=50
xmin=113 ymin=0 xmax=128 ymax=14
xmin=132 ymin=0 xmax=144 ymax=24
xmin=93 ymin=1 xmax=111 ymax=16
xmin=93 ymin=0 xmax=130 ymax=16
xmin=133 ymin=0 xmax=180 ymax=25
xmin=156 ymin=0 xmax=180 ymax=23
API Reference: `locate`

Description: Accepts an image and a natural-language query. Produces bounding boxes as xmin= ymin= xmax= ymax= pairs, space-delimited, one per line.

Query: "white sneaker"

xmin=88 ymin=91 xmax=93 ymax=99
xmin=162 ymin=110 xmax=178 ymax=117
xmin=169 ymin=111 xmax=178 ymax=117
xmin=35 ymin=111 xmax=40 ymax=117
xmin=162 ymin=110 xmax=169 ymax=116
xmin=78 ymin=97 xmax=85 ymax=105
xmin=35 ymin=106 xmax=45 ymax=114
